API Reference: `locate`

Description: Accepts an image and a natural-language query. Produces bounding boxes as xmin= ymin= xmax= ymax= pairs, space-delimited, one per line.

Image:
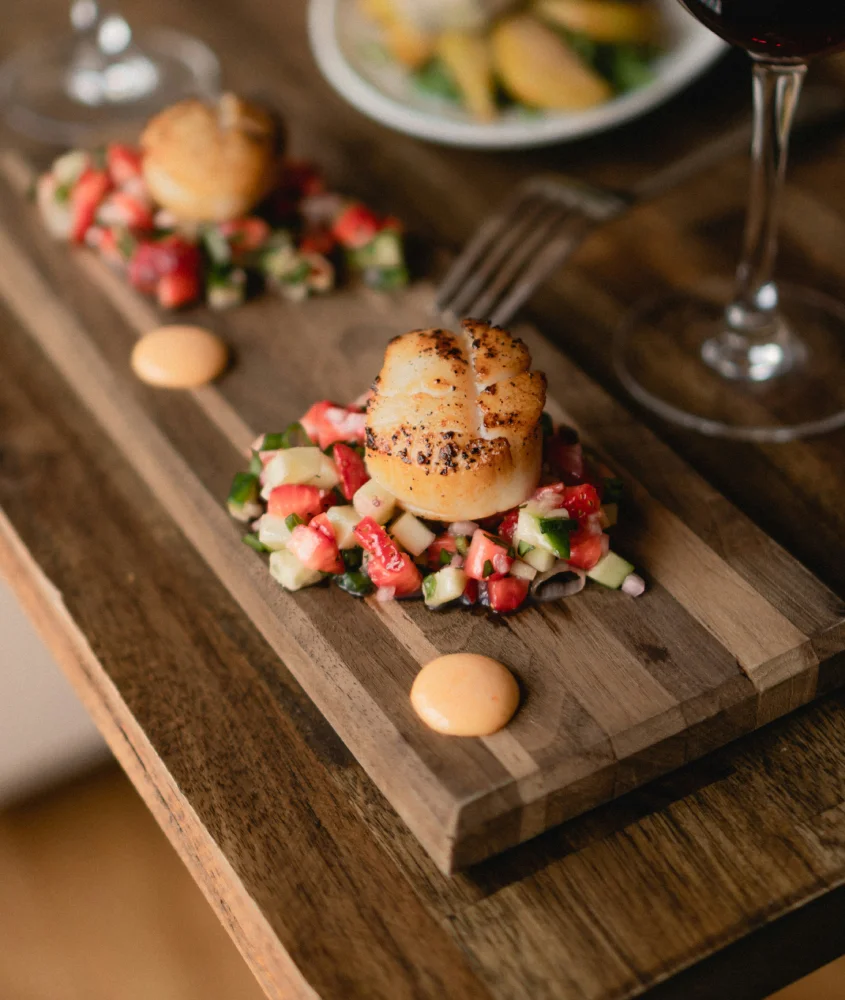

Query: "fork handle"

xmin=631 ymin=84 xmax=845 ymax=204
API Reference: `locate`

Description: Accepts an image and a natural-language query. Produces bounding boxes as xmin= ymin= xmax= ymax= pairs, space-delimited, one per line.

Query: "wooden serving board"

xmin=2 ymin=150 xmax=845 ymax=876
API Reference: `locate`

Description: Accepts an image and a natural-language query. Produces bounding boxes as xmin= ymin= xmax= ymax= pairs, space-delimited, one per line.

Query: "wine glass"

xmin=614 ymin=4 xmax=845 ymax=441
xmin=0 ymin=1 xmax=220 ymax=145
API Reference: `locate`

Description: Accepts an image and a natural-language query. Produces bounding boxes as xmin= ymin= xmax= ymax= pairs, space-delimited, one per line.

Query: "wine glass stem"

xmin=704 ymin=59 xmax=807 ymax=382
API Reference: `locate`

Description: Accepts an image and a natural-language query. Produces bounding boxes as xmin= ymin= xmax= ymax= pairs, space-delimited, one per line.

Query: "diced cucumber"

xmin=587 ymin=551 xmax=635 ymax=590
xmin=538 ymin=516 xmax=577 ymax=559
xmin=269 ymin=549 xmax=323 ymax=591
xmin=227 ymin=472 xmax=262 ymax=522
xmin=353 ymin=479 xmax=396 ymax=525
xmin=341 ymin=547 xmax=363 ymax=571
xmin=390 ymin=511 xmax=436 ymax=557
xmin=509 ymin=560 xmax=538 ymax=582
xmin=454 ymin=535 xmax=470 ymax=556
xmin=52 ymin=150 xmax=89 ymax=186
xmin=326 ymin=505 xmax=363 ymax=549
xmin=334 ymin=570 xmax=374 ymax=598
xmin=516 ymin=506 xmax=571 ymax=555
xmin=517 ymin=539 xmax=534 ymax=558
xmin=522 ymin=546 xmax=556 ymax=573
xmin=354 ymin=230 xmax=404 ymax=270
xmin=423 ymin=566 xmax=468 ymax=608
xmin=257 ymin=514 xmax=294 ymax=551
xmin=207 ymin=268 xmax=246 ymax=310
xmin=261 ymin=447 xmax=339 ymax=492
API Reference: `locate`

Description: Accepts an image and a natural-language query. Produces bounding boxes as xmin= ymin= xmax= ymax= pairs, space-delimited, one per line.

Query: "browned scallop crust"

xmin=366 ymin=320 xmax=546 ymax=521
xmin=141 ymin=93 xmax=284 ymax=223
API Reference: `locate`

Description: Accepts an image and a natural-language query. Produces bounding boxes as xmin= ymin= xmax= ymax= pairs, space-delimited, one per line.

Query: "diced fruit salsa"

xmin=227 ymin=401 xmax=645 ymax=615
xmin=35 ymin=144 xmax=409 ymax=311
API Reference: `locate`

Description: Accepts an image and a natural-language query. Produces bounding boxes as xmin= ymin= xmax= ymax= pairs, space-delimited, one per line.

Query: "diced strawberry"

xmin=129 ymin=234 xmax=201 ymax=295
xmin=353 ymin=517 xmax=403 ymax=569
xmin=462 ymin=578 xmax=479 ymax=605
xmin=267 ymin=484 xmax=324 ymax=521
xmin=465 ymin=532 xmax=513 ymax=581
xmin=94 ymin=227 xmax=126 ymax=269
xmin=531 ymin=482 xmax=601 ymax=521
xmin=219 ymin=217 xmax=271 ymax=256
xmin=498 ymin=510 xmax=519 ymax=546
xmin=331 ymin=202 xmax=381 ymax=249
xmin=98 ymin=190 xmax=154 ymax=230
xmin=299 ymin=227 xmax=336 ymax=255
xmin=301 ymin=400 xmax=367 ymax=450
xmin=319 ymin=489 xmax=343 ymax=509
xmin=152 ymin=234 xmax=202 ymax=275
xmin=333 ymin=443 xmax=369 ymax=500
xmin=546 ymin=432 xmax=584 ymax=485
xmin=561 ymin=483 xmax=602 ymax=520
xmin=366 ymin=552 xmax=421 ymax=598
xmin=156 ymin=270 xmax=201 ymax=309
xmin=309 ymin=512 xmax=335 ymax=539
xmin=106 ymin=144 xmax=143 ymax=187
xmin=426 ymin=534 xmax=458 ymax=570
xmin=70 ymin=168 xmax=112 ymax=243
xmin=487 ymin=577 xmax=530 ymax=614
xmin=288 ymin=523 xmax=343 ymax=574
xmin=127 ymin=240 xmax=160 ymax=294
xmin=567 ymin=530 xmax=609 ymax=571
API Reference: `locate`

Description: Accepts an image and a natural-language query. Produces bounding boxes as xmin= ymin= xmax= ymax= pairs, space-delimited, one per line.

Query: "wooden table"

xmin=3 ymin=1 xmax=845 ymax=997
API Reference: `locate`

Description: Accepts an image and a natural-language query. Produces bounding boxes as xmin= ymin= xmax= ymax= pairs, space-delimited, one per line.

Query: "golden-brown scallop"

xmin=366 ymin=319 xmax=546 ymax=521
xmin=141 ymin=93 xmax=283 ymax=223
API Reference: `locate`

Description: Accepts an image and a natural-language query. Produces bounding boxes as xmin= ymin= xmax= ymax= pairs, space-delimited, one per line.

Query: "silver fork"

xmin=435 ymin=85 xmax=845 ymax=328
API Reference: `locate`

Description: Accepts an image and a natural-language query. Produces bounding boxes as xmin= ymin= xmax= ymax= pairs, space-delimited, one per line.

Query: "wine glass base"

xmin=0 ymin=28 xmax=220 ymax=145
xmin=614 ymin=281 xmax=845 ymax=442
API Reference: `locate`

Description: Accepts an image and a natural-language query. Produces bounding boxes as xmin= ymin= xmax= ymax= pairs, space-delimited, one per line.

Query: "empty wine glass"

xmin=0 ymin=1 xmax=220 ymax=144
xmin=614 ymin=2 xmax=845 ymax=441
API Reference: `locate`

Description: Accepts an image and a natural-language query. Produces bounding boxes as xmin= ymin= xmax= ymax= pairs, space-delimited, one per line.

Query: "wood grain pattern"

xmin=4 ymin=2 xmax=845 ymax=995
xmin=1 ymin=154 xmax=842 ymax=875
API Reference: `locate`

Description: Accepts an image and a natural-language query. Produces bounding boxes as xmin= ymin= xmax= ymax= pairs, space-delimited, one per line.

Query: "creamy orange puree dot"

xmin=410 ymin=654 xmax=520 ymax=737
xmin=131 ymin=325 xmax=228 ymax=388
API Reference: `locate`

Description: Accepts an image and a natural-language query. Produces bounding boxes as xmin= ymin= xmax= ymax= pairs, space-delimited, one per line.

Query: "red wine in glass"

xmin=678 ymin=0 xmax=845 ymax=59
xmin=614 ymin=1 xmax=845 ymax=440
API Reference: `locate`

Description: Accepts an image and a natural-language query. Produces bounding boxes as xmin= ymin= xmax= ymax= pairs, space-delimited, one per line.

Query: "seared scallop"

xmin=365 ymin=319 xmax=546 ymax=521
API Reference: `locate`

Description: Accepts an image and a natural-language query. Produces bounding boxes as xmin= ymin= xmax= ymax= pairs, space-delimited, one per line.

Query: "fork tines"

xmin=435 ymin=176 xmax=623 ymax=329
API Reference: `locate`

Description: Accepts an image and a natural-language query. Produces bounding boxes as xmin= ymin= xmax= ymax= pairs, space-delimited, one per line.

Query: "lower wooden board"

xmin=2 ymin=151 xmax=844 ymax=874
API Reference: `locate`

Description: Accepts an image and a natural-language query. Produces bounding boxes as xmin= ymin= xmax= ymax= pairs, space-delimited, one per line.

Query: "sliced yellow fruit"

xmin=491 ymin=15 xmax=612 ymax=110
xmin=437 ymin=31 xmax=496 ymax=121
xmin=357 ymin=0 xmax=397 ymax=27
xmin=384 ymin=17 xmax=437 ymax=69
xmin=535 ymin=0 xmax=659 ymax=44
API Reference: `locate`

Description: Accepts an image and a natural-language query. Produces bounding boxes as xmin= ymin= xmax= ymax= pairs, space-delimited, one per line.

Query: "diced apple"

xmin=390 ymin=511 xmax=436 ymax=557
xmin=261 ymin=447 xmax=339 ymax=493
xmin=353 ymin=479 xmax=396 ymax=525
xmin=325 ymin=505 xmax=363 ymax=549
xmin=257 ymin=514 xmax=294 ymax=551
xmin=269 ymin=549 xmax=323 ymax=591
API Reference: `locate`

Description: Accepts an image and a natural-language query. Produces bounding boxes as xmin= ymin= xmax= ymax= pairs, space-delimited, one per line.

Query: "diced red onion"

xmin=448 ymin=521 xmax=478 ymax=536
xmin=451 ymin=555 xmax=465 ymax=569
xmin=492 ymin=552 xmax=511 ymax=574
xmin=375 ymin=586 xmax=396 ymax=602
xmin=622 ymin=573 xmax=646 ymax=597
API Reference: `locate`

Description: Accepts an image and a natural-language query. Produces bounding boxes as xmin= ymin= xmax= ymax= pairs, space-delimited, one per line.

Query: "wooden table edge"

xmin=0 ymin=505 xmax=320 ymax=1000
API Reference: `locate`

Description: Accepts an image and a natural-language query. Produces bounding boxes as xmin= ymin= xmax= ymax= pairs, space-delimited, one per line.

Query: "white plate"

xmin=308 ymin=0 xmax=727 ymax=149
